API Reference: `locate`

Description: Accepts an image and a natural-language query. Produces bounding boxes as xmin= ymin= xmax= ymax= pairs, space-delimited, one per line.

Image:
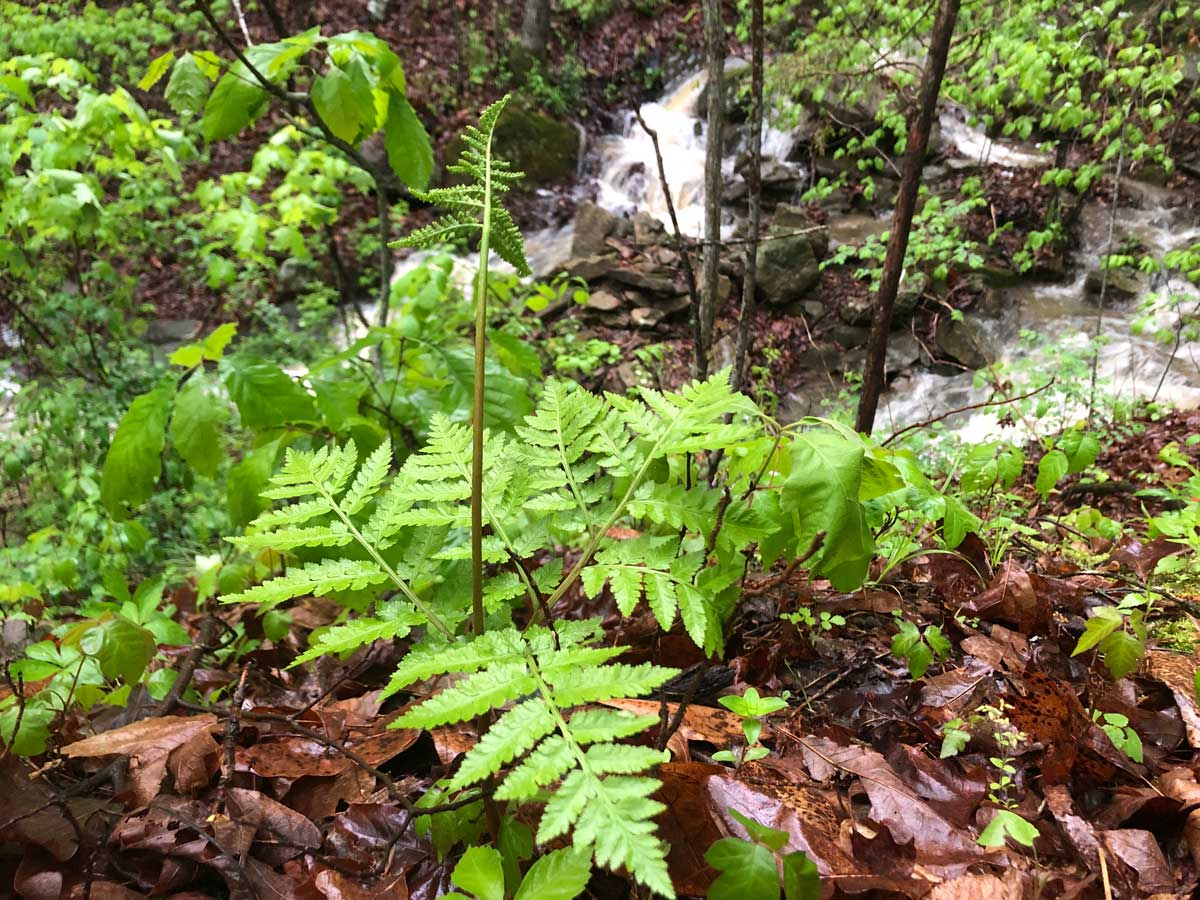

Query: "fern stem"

xmin=315 ymin=481 xmax=454 ymax=639
xmin=470 ymin=118 xmax=495 ymax=639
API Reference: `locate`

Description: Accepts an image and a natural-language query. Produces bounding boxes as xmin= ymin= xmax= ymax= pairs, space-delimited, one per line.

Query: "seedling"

xmin=713 ymin=687 xmax=789 ymax=768
xmin=891 ymin=614 xmax=951 ymax=679
xmin=1091 ymin=710 xmax=1143 ymax=763
xmin=706 ymin=809 xmax=821 ymax=900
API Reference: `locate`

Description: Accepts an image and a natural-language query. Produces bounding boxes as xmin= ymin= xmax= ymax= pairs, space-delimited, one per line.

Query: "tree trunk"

xmin=731 ymin=0 xmax=764 ymax=394
xmin=520 ymin=0 xmax=552 ymax=62
xmin=854 ymin=0 xmax=961 ymax=435
xmin=698 ymin=0 xmax=726 ymax=379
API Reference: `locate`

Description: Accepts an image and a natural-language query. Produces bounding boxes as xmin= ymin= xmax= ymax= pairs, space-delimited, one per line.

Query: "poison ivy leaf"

xmin=171 ymin=372 xmax=228 ymax=478
xmin=201 ymin=62 xmax=269 ymax=140
xmin=100 ymin=377 xmax=177 ymax=518
xmin=1100 ymin=629 xmax=1144 ymax=680
xmin=1059 ymin=429 xmax=1101 ymax=473
xmin=384 ymin=89 xmax=433 ymax=189
xmin=0 ymin=702 xmax=55 ymax=756
xmin=513 ymin=847 xmax=592 ymax=900
xmin=782 ymin=851 xmax=821 ymax=900
xmin=1072 ymin=607 xmax=1123 ymax=656
xmin=221 ymin=355 xmax=317 ymax=430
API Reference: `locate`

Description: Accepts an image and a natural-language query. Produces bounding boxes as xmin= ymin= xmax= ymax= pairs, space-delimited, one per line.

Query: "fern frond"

xmin=220 ymin=558 xmax=387 ymax=611
xmin=291 ymin=601 xmax=423 ymax=667
xmin=389 ymin=623 xmax=676 ymax=896
xmin=341 ymin=439 xmax=392 ymax=514
xmin=391 ymin=94 xmax=530 ymax=275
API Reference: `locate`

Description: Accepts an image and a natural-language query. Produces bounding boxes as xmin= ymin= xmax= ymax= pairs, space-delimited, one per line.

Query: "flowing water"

xmin=389 ymin=70 xmax=1200 ymax=440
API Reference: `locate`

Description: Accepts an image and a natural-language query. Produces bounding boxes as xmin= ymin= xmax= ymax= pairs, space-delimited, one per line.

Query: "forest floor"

xmin=5 ymin=407 xmax=1200 ymax=898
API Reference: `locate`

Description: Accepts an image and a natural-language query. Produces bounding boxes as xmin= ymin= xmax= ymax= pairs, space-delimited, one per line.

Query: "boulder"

xmin=609 ymin=265 xmax=678 ymax=294
xmin=838 ymin=294 xmax=873 ymax=327
xmin=935 ymin=315 xmax=998 ymax=369
xmin=448 ymin=105 xmax=579 ymax=187
xmin=146 ymin=319 xmax=201 ymax=345
xmin=584 ymin=289 xmax=624 ymax=312
xmin=572 ymin=202 xmax=621 ymax=257
xmin=1084 ymin=267 xmax=1145 ymax=304
xmin=895 ymin=271 xmax=928 ymax=316
xmin=632 ymin=211 xmax=668 ymax=245
xmin=755 ymin=206 xmax=829 ymax=307
xmin=564 ymin=255 xmax=621 ymax=281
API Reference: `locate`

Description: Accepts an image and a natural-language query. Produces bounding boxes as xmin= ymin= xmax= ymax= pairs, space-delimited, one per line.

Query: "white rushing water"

xmin=377 ymin=69 xmax=1200 ymax=440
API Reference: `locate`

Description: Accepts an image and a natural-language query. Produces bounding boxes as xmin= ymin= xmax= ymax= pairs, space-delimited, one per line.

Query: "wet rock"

xmin=935 ymin=315 xmax=997 ymax=369
xmin=564 ymin=255 xmax=621 ymax=281
xmin=1084 ymin=267 xmax=1145 ymax=304
xmin=609 ymin=266 xmax=678 ymax=294
xmin=895 ymin=271 xmax=928 ymax=316
xmin=572 ymin=202 xmax=621 ymax=257
xmin=757 ymin=232 xmax=820 ymax=305
xmin=632 ymin=211 xmax=667 ymax=245
xmin=146 ymin=319 xmax=201 ymax=345
xmin=755 ymin=206 xmax=829 ymax=306
xmin=838 ymin=294 xmax=874 ymax=327
xmin=584 ymin=289 xmax=624 ymax=312
xmin=450 ymin=105 xmax=579 ymax=187
xmin=829 ymin=325 xmax=870 ymax=347
xmin=631 ymin=306 xmax=666 ymax=327
xmin=886 ymin=332 xmax=922 ymax=373
xmin=276 ymin=256 xmax=311 ymax=298
xmin=698 ymin=57 xmax=752 ymax=123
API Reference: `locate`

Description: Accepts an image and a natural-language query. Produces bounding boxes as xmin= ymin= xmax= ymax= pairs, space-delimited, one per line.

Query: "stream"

xmin=512 ymin=68 xmax=1200 ymax=441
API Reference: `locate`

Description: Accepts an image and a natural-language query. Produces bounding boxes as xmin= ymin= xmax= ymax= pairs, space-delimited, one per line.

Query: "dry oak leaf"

xmin=61 ymin=714 xmax=219 ymax=807
xmin=1159 ymin=767 xmax=1200 ymax=873
xmin=927 ymin=872 xmax=1024 ymax=900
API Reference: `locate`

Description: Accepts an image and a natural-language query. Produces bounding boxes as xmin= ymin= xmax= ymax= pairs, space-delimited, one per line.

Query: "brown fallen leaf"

xmin=1143 ymin=649 xmax=1200 ymax=747
xmin=1101 ymin=829 xmax=1175 ymax=895
xmin=227 ymin=787 xmax=322 ymax=866
xmin=655 ymin=762 xmax=725 ymax=896
xmin=168 ymin=729 xmax=220 ymax=795
xmin=600 ymin=697 xmax=751 ymax=758
xmin=962 ymin=562 xmax=1048 ymax=635
xmin=61 ymin=714 xmax=219 ymax=807
xmin=1159 ymin=767 xmax=1200 ymax=872
xmin=0 ymin=756 xmax=78 ymax=862
xmin=796 ymin=735 xmax=984 ymax=867
xmin=927 ymin=872 xmax=1023 ymax=899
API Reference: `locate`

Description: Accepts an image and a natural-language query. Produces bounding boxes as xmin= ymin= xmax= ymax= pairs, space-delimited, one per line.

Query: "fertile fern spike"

xmin=392 ymin=94 xmax=530 ymax=275
xmin=388 ymin=621 xmax=678 ymax=898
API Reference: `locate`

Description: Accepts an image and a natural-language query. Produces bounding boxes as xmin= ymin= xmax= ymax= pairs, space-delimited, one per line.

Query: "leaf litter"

xmin=6 ymin=412 xmax=1200 ymax=897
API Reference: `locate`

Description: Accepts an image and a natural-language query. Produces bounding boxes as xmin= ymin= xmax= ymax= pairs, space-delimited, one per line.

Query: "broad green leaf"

xmin=1072 ymin=607 xmax=1123 ymax=656
xmin=201 ymin=63 xmax=269 ymax=140
xmin=81 ymin=617 xmax=156 ymax=684
xmin=139 ymin=51 xmax=175 ymax=91
xmin=165 ymin=53 xmax=211 ymax=115
xmin=451 ymin=846 xmax=505 ymax=900
xmin=222 ymin=355 xmax=317 ymax=430
xmin=728 ymin=808 xmax=788 ymax=851
xmin=1100 ymin=629 xmax=1144 ymax=680
xmin=977 ymin=809 xmax=1039 ymax=848
xmin=385 ymin=89 xmax=434 ymax=189
xmin=312 ymin=65 xmax=373 ymax=145
xmin=1059 ymin=429 xmax=1101 ymax=473
xmin=782 ymin=851 xmax=821 ymax=900
xmin=706 ymin=838 xmax=780 ymax=900
xmin=171 ymin=372 xmax=228 ymax=478
xmin=0 ymin=74 xmax=34 ymax=106
xmin=228 ymin=439 xmax=283 ymax=528
xmin=1035 ymin=449 xmax=1069 ymax=498
xmin=513 ymin=847 xmax=592 ymax=900
xmin=101 ymin=377 xmax=176 ymax=518
xmin=783 ymin=429 xmax=873 ymax=591
xmin=0 ymin=703 xmax=55 ymax=756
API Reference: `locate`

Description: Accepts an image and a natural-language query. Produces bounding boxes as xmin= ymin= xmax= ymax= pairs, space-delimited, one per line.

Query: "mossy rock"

xmin=444 ymin=104 xmax=579 ymax=188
